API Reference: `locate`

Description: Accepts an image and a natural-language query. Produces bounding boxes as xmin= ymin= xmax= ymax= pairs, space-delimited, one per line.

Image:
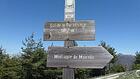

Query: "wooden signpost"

xmin=44 ymin=20 xmax=95 ymax=41
xmin=43 ymin=0 xmax=113 ymax=79
xmin=47 ymin=46 xmax=113 ymax=68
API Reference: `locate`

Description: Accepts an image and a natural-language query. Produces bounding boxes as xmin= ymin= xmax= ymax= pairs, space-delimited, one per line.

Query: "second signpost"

xmin=43 ymin=0 xmax=113 ymax=79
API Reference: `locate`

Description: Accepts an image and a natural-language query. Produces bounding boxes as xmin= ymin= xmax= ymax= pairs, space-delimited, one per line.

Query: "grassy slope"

xmin=116 ymin=70 xmax=140 ymax=79
xmin=90 ymin=70 xmax=140 ymax=79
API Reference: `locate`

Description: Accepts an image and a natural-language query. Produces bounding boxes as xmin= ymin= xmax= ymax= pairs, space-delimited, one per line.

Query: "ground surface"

xmin=90 ymin=70 xmax=140 ymax=79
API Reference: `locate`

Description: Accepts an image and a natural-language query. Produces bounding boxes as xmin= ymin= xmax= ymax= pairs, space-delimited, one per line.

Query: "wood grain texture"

xmin=43 ymin=20 xmax=95 ymax=41
xmin=47 ymin=46 xmax=113 ymax=68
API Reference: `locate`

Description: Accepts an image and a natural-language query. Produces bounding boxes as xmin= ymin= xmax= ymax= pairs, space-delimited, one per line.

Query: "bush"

xmin=132 ymin=64 xmax=140 ymax=70
xmin=110 ymin=65 xmax=126 ymax=73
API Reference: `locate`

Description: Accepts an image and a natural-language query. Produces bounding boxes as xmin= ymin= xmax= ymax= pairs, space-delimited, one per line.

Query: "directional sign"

xmin=47 ymin=46 xmax=113 ymax=68
xmin=44 ymin=20 xmax=95 ymax=41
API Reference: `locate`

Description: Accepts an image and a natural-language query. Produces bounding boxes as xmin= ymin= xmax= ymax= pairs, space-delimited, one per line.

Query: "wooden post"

xmin=63 ymin=0 xmax=76 ymax=79
xmin=63 ymin=64 xmax=75 ymax=79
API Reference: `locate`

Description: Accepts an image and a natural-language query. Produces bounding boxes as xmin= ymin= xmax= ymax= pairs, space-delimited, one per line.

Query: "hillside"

xmin=116 ymin=54 xmax=135 ymax=70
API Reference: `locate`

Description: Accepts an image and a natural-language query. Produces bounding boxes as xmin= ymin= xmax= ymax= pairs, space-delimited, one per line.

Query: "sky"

xmin=0 ymin=0 xmax=140 ymax=55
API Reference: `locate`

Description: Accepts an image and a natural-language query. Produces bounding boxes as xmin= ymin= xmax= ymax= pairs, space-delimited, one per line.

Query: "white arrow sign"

xmin=47 ymin=46 xmax=113 ymax=68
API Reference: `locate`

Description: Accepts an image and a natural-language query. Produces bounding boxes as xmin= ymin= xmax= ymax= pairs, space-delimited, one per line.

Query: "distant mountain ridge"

xmin=116 ymin=54 xmax=135 ymax=70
